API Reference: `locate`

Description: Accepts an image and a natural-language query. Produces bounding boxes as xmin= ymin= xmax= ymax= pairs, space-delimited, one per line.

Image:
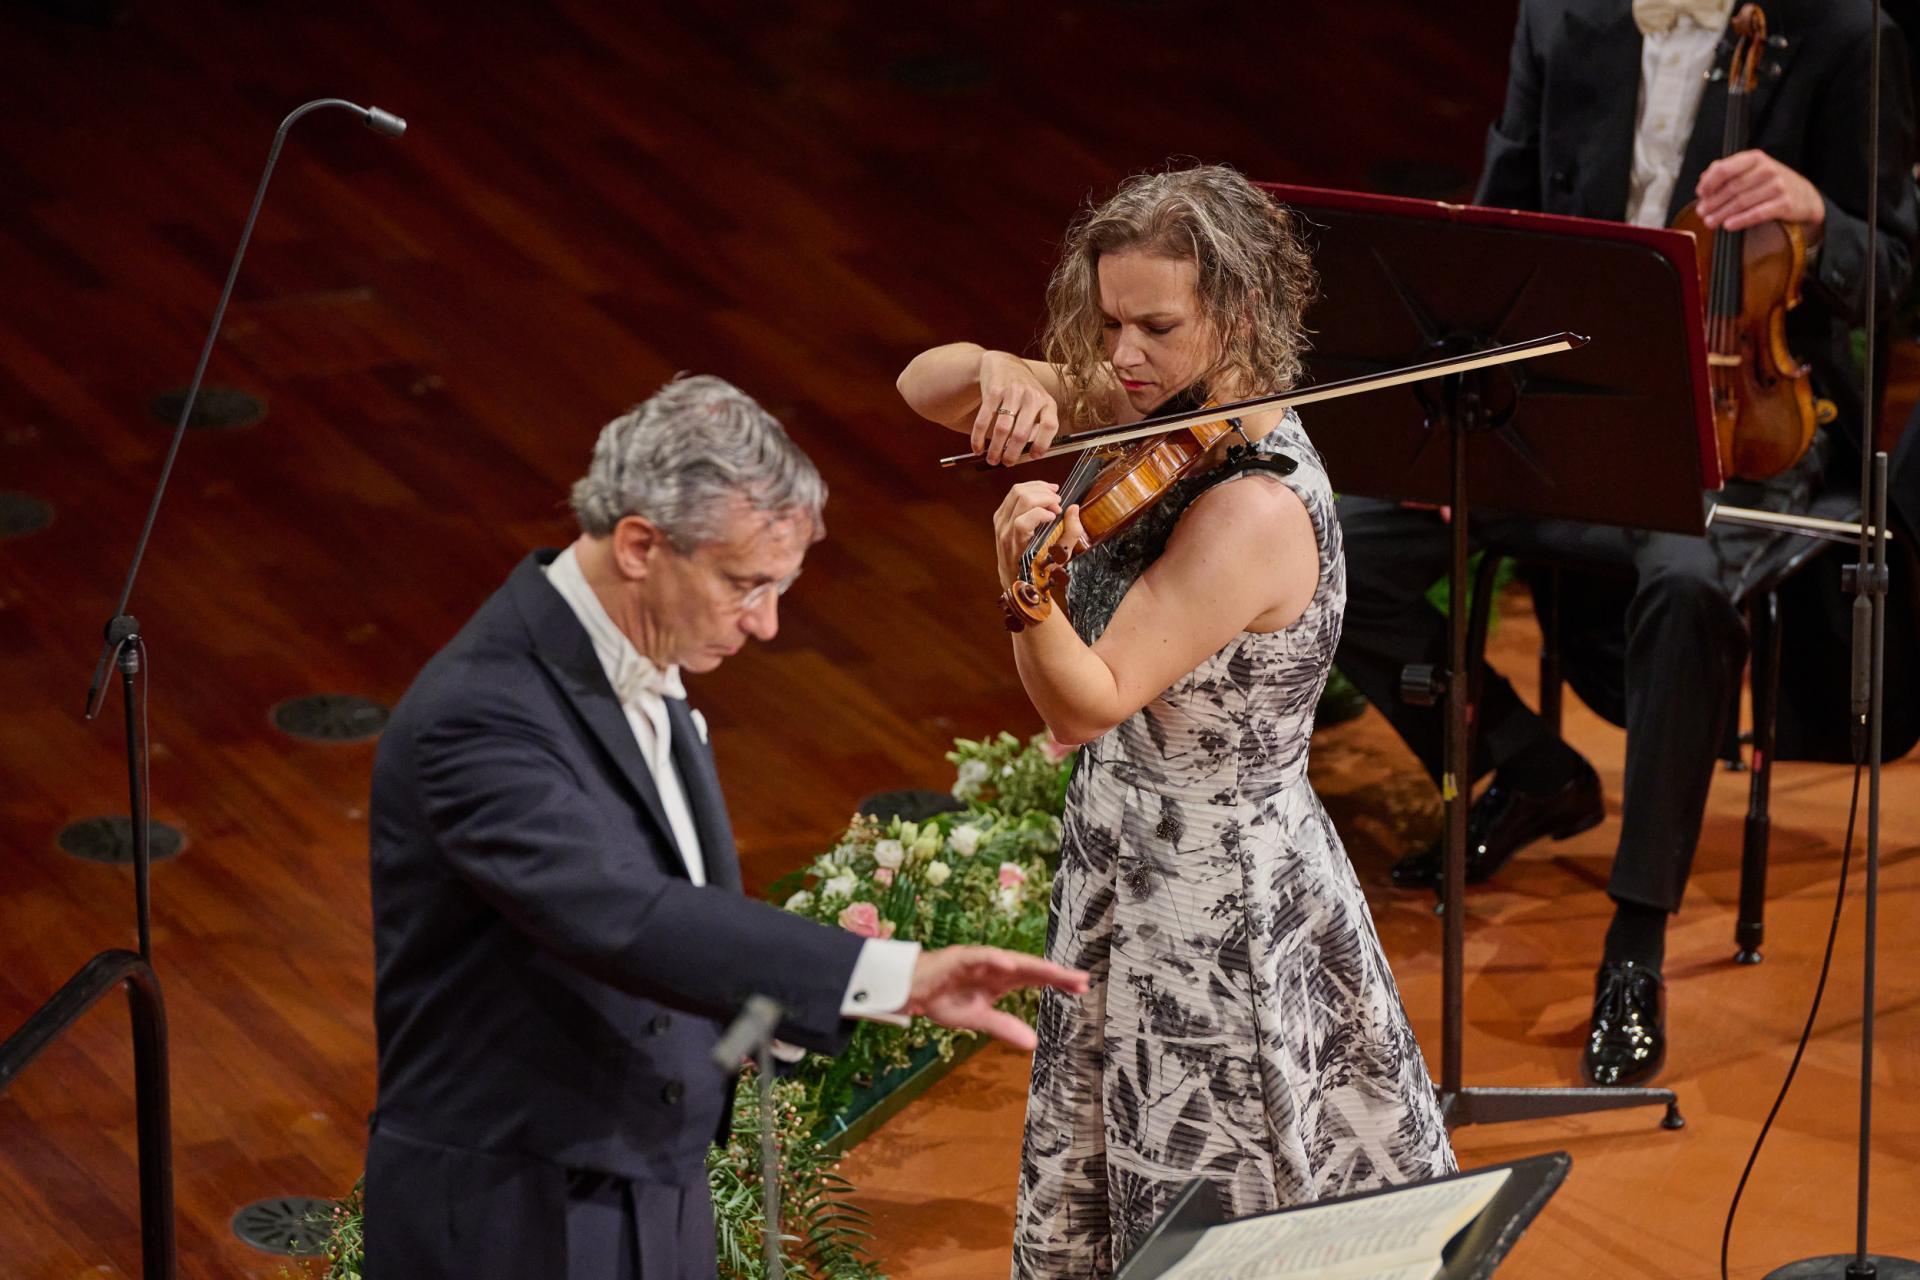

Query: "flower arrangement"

xmin=947 ymin=729 xmax=1076 ymax=815
xmin=308 ymin=731 xmax=1074 ymax=1279
xmin=772 ymin=805 xmax=1060 ymax=1129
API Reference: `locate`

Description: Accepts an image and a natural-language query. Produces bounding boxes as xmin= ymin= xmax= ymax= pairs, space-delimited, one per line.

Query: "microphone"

xmin=710 ymin=995 xmax=784 ymax=1072
xmin=363 ymin=106 xmax=407 ymax=137
xmin=83 ymin=97 xmax=406 ymax=720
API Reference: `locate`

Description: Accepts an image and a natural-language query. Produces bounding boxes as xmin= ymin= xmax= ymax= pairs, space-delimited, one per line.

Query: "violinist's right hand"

xmin=975 ymin=352 xmax=1062 ymax=467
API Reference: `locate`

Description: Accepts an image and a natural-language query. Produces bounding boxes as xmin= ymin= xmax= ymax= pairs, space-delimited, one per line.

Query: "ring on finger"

xmin=995 ymin=407 xmax=1016 ymax=417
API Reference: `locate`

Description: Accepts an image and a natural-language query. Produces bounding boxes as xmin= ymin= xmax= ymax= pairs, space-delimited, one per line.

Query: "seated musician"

xmin=1334 ymin=0 xmax=1916 ymax=1086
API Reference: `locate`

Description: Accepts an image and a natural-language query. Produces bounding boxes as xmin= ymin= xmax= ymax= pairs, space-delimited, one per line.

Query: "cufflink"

xmin=851 ymin=990 xmax=869 ymax=1004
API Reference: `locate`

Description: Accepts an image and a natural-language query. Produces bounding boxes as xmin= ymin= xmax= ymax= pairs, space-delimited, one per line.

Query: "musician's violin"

xmin=998 ymin=387 xmax=1289 ymax=632
xmin=946 ymin=333 xmax=1590 ymax=632
xmin=1671 ymin=3 xmax=1830 ymax=480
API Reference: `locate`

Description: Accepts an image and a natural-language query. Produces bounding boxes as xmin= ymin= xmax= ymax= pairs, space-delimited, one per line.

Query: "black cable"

xmin=1719 ymin=763 xmax=1864 ymax=1280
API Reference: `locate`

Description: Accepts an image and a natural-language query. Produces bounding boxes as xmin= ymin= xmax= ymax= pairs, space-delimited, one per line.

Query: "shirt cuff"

xmin=841 ymin=938 xmax=920 ymax=1026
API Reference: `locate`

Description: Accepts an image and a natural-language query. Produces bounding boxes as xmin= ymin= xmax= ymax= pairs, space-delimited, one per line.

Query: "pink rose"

xmin=1039 ymin=733 xmax=1074 ymax=763
xmin=998 ymin=861 xmax=1028 ymax=890
xmin=838 ymin=901 xmax=884 ymax=937
xmin=873 ymin=867 xmax=894 ymax=886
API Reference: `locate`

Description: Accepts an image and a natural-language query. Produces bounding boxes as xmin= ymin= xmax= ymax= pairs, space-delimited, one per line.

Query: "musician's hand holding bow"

xmin=975 ymin=351 xmax=1063 ymax=466
xmin=1695 ymin=149 xmax=1826 ymax=240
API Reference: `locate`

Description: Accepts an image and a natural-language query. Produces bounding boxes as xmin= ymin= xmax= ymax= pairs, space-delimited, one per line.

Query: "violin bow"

xmin=939 ymin=331 xmax=1590 ymax=468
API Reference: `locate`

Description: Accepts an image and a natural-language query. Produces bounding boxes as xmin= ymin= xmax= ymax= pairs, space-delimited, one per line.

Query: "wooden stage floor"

xmin=1 ymin=1 xmax=1915 ymax=1276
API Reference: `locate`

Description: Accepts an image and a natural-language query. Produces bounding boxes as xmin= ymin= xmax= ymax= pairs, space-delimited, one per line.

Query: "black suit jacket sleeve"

xmin=1478 ymin=0 xmax=1545 ymax=211
xmin=1805 ymin=18 xmax=1919 ymax=327
xmin=411 ymin=687 xmax=867 ymax=1054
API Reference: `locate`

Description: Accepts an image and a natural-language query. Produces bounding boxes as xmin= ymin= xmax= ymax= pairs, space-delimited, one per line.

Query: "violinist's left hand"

xmin=1695 ymin=150 xmax=1826 ymax=239
xmin=994 ymin=481 xmax=1084 ymax=592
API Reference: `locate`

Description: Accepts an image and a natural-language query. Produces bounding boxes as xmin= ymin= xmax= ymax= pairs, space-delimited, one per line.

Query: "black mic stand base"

xmin=1764 ymin=1256 xmax=1920 ymax=1280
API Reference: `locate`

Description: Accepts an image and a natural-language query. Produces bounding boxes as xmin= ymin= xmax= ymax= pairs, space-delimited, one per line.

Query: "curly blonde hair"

xmin=1041 ymin=163 xmax=1318 ymax=430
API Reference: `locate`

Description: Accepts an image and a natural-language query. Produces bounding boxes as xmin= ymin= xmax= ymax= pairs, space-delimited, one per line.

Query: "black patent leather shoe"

xmin=1387 ymin=760 xmax=1604 ymax=890
xmin=1582 ymin=960 xmax=1667 ymax=1087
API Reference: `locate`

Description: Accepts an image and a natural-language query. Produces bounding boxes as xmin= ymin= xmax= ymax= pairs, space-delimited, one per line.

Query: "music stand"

xmin=1114 ymin=1153 xmax=1572 ymax=1280
xmin=1259 ymin=182 xmax=1713 ymax=1129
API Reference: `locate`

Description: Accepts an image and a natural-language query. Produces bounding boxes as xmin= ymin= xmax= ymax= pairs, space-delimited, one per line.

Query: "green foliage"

xmin=312 ymin=729 xmax=1074 ymax=1277
xmin=709 ymin=1074 xmax=885 ymax=1280
xmin=946 ymin=730 xmax=1076 ymax=816
xmin=321 ymin=1181 xmax=363 ymax=1279
xmin=1424 ymin=551 xmax=1515 ymax=621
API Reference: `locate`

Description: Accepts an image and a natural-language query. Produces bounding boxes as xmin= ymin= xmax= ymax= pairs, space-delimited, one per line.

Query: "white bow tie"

xmin=1632 ymin=0 xmax=1733 ymax=36
xmin=611 ymin=657 xmax=685 ymax=706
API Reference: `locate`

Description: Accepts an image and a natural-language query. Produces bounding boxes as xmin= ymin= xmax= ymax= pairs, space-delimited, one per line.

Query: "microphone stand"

xmin=712 ymin=995 xmax=788 ymax=1279
xmin=80 ymin=99 xmax=405 ymax=962
xmin=1714 ymin=465 xmax=1909 ymax=1280
xmin=1719 ymin=3 xmax=1916 ymax=1273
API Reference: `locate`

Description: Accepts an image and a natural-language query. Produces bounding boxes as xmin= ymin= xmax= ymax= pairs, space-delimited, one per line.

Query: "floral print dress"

xmin=1012 ymin=413 xmax=1456 ymax=1279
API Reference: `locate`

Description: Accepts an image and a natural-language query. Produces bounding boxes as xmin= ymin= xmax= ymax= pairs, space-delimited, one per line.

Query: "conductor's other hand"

xmin=907 ymin=946 xmax=1089 ymax=1051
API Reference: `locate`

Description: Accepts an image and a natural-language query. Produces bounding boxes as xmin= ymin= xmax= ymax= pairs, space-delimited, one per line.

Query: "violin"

xmin=1671 ymin=3 xmax=1829 ymax=481
xmin=939 ymin=332 xmax=1590 ymax=632
xmin=997 ymin=387 xmax=1285 ymax=631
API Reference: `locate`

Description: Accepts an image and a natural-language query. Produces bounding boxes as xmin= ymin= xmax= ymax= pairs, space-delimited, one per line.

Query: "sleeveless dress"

xmin=1012 ymin=413 xmax=1456 ymax=1279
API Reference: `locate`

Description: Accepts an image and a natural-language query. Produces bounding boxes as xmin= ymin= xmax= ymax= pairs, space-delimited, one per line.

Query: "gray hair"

xmin=570 ymin=374 xmax=826 ymax=548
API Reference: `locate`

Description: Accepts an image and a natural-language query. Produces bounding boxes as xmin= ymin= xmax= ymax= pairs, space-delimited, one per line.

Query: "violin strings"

xmin=1709 ymin=49 xmax=1754 ymax=354
xmin=1020 ymin=449 xmax=1101 ymax=577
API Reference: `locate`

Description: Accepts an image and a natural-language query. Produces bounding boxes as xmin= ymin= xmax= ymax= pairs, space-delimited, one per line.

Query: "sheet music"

xmin=1157 ymin=1168 xmax=1511 ymax=1280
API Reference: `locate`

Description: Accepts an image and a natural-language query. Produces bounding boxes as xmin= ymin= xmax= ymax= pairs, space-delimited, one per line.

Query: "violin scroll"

xmin=1001 ymin=579 xmax=1053 ymax=631
xmin=1000 ymin=524 xmax=1075 ymax=631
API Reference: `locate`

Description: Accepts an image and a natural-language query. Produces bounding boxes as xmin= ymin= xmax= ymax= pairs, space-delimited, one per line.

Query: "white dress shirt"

xmin=542 ymin=545 xmax=915 ymax=1029
xmin=545 ymin=545 xmax=708 ymax=883
xmin=1626 ymin=0 xmax=1736 ymax=228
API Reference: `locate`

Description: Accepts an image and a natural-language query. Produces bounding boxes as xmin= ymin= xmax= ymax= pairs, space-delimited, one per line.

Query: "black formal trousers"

xmin=563 ymin=1168 xmax=716 ymax=1280
xmin=1333 ymin=447 xmax=1822 ymax=913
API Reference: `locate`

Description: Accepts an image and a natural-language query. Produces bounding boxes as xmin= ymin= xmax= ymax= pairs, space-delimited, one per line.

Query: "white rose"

xmin=924 ymin=860 xmax=952 ymax=887
xmin=946 ymin=824 xmax=983 ymax=858
xmin=823 ymin=873 xmax=858 ymax=899
xmin=953 ymin=758 xmax=990 ymax=797
xmin=873 ymin=839 xmax=906 ymax=870
xmin=783 ymin=890 xmax=813 ymax=912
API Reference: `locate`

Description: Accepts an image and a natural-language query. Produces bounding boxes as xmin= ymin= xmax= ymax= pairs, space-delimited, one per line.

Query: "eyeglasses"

xmin=735 ymin=571 xmax=800 ymax=612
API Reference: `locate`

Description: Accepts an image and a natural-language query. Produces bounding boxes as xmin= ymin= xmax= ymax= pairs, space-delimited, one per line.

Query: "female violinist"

xmin=897 ymin=164 xmax=1455 ymax=1278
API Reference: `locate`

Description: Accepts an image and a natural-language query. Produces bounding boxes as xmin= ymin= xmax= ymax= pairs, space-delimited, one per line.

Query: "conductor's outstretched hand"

xmin=907 ymin=946 xmax=1089 ymax=1052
